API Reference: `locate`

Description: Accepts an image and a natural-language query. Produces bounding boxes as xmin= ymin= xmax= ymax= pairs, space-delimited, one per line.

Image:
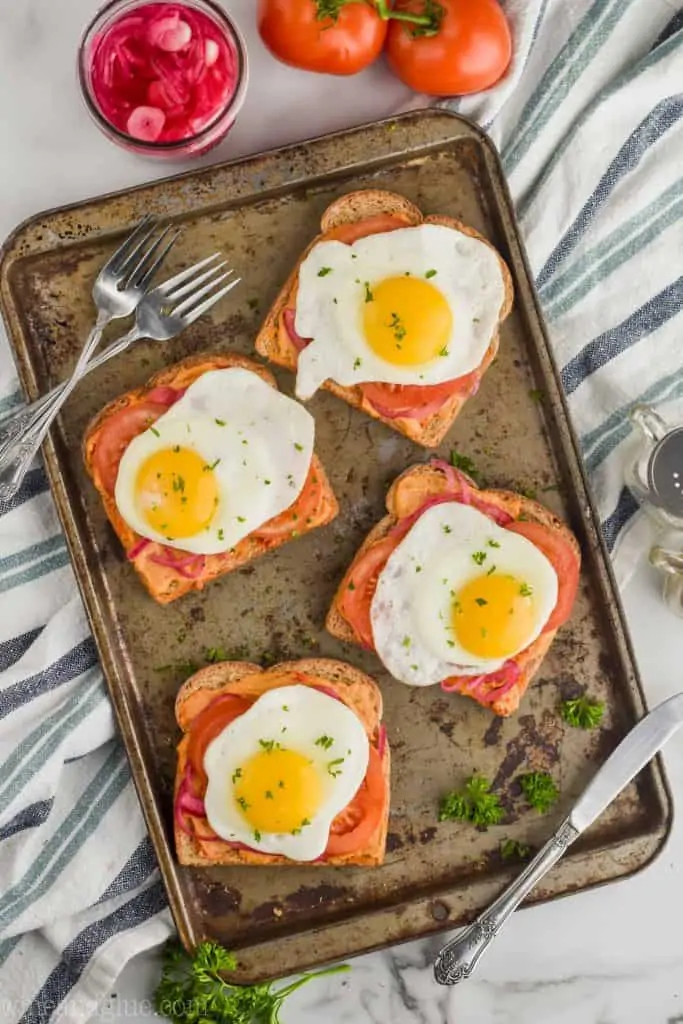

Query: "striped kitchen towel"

xmin=0 ymin=0 xmax=681 ymax=1021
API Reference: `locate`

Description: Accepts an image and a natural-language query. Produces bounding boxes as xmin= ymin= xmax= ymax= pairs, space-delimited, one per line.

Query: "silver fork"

xmin=0 ymin=216 xmax=179 ymax=456
xmin=0 ymin=254 xmax=240 ymax=500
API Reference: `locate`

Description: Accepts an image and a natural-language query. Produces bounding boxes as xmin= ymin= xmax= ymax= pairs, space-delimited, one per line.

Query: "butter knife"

xmin=434 ymin=691 xmax=683 ymax=985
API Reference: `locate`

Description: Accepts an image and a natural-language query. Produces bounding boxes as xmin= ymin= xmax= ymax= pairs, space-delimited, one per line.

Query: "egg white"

xmin=370 ymin=503 xmax=558 ymax=687
xmin=114 ymin=368 xmax=314 ymax=555
xmin=293 ymin=224 xmax=506 ymax=400
xmin=203 ymin=685 xmax=370 ymax=861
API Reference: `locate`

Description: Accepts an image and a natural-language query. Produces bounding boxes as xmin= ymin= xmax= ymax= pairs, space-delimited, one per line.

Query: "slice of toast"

xmin=174 ymin=658 xmax=390 ymax=867
xmin=254 ymin=188 xmax=513 ymax=447
xmin=326 ymin=463 xmax=580 ymax=717
xmin=83 ymin=353 xmax=339 ymax=605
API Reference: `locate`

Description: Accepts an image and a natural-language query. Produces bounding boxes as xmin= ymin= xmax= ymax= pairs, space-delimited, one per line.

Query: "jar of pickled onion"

xmin=78 ymin=0 xmax=248 ymax=159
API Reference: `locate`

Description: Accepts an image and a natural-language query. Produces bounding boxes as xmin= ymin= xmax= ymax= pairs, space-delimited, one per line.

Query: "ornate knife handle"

xmin=434 ymin=818 xmax=579 ymax=985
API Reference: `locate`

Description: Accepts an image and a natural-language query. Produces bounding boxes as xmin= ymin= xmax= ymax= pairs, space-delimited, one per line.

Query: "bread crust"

xmin=254 ymin=189 xmax=513 ymax=447
xmin=326 ymin=464 xmax=580 ymax=717
xmin=83 ymin=354 xmax=339 ymax=604
xmin=174 ymin=658 xmax=389 ymax=867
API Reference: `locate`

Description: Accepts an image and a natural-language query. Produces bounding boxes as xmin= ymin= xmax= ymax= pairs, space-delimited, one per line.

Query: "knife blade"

xmin=569 ymin=690 xmax=683 ymax=832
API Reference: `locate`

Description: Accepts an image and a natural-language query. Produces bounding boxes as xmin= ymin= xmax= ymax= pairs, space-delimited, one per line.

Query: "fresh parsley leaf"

xmin=438 ymin=775 xmax=503 ymax=828
xmin=450 ymin=450 xmax=480 ymax=483
xmin=500 ymin=838 xmax=531 ymax=861
xmin=518 ymin=772 xmax=559 ymax=813
xmin=206 ymin=646 xmax=227 ymax=664
xmin=560 ymin=695 xmax=605 ymax=730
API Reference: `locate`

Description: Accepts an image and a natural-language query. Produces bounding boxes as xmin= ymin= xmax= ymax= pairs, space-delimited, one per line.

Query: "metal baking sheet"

xmin=0 ymin=111 xmax=671 ymax=982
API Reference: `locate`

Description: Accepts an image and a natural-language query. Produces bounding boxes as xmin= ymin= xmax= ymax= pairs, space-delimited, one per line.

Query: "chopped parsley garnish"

xmin=442 ymin=524 xmax=452 ymax=534
xmin=282 ymin=705 xmax=289 ymax=712
xmin=172 ymin=476 xmax=185 ymax=493
xmin=353 ymin=357 xmax=362 ymax=370
xmin=425 ymin=269 xmax=437 ymax=279
xmin=438 ymin=775 xmax=503 ymax=828
xmin=518 ymin=772 xmax=559 ymax=813
xmin=487 ymin=539 xmax=500 ymax=548
xmin=150 ymin=426 xmax=160 ymax=438
xmin=236 ymin=515 xmax=246 ymax=523
xmin=402 ymin=635 xmax=411 ymax=648
xmin=315 ymin=735 xmax=334 ymax=750
xmin=205 ymin=458 xmax=221 ymax=471
xmin=231 ymin=768 xmax=242 ymax=784
xmin=264 ymin=479 xmax=271 ymax=486
xmin=519 ymin=582 xmax=533 ymax=597
xmin=561 ymin=695 xmax=605 ymax=730
xmin=438 ymin=345 xmax=449 ymax=357
xmin=387 ymin=311 xmax=406 ymax=341
xmin=347 ymin=581 xmax=356 ymax=591
xmin=473 ymin=317 xmax=481 ymax=323
xmin=294 ymin=442 xmax=304 ymax=451
xmin=474 ymin=597 xmax=488 ymax=607
xmin=217 ymin=528 xmax=224 ymax=542
xmin=247 ymin=296 xmax=259 ymax=310
xmin=172 ymin=445 xmax=180 ymax=453
xmin=278 ymin=780 xmax=285 ymax=789
xmin=364 ymin=282 xmax=374 ymax=303
xmin=472 ymin=551 xmax=487 ymax=565
xmin=410 ymin=663 xmax=418 ymax=671
xmin=301 ymin=818 xmax=311 ymax=827
xmin=236 ymin=796 xmax=249 ymax=811
xmin=265 ymin=790 xmax=274 ymax=800
xmin=500 ymin=838 xmax=531 ymax=861
xmin=446 ymin=640 xmax=455 ymax=648
xmin=259 ymin=739 xmax=280 ymax=753
xmin=242 ymin=439 xmax=248 ymax=446
xmin=215 ymin=418 xmax=226 ymax=427
xmin=450 ymin=450 xmax=480 ymax=483
xmin=254 ymin=829 xmax=262 ymax=842
xmin=486 ymin=564 xmax=496 ymax=576
xmin=318 ymin=266 xmax=333 ymax=277
xmin=327 ymin=758 xmax=345 ymax=778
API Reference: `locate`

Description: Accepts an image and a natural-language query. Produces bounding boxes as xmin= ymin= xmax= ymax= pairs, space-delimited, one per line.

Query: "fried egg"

xmin=370 ymin=503 xmax=558 ymax=687
xmin=114 ymin=368 xmax=314 ymax=555
xmin=203 ymin=685 xmax=369 ymax=861
xmin=293 ymin=224 xmax=506 ymax=400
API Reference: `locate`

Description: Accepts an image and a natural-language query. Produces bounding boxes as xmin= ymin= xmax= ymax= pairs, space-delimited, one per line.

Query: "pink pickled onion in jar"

xmin=85 ymin=1 xmax=243 ymax=151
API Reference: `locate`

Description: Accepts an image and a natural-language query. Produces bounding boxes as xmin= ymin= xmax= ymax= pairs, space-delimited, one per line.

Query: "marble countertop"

xmin=0 ymin=2 xmax=681 ymax=1022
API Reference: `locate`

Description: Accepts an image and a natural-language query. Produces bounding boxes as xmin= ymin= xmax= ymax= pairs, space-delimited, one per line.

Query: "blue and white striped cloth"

xmin=0 ymin=0 xmax=681 ymax=1020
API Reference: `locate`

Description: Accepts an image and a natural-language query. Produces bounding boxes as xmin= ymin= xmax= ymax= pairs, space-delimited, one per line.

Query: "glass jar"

xmin=78 ymin=0 xmax=248 ymax=160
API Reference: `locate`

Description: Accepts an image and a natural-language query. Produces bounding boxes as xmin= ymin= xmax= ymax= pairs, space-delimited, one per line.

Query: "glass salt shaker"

xmin=626 ymin=404 xmax=683 ymax=615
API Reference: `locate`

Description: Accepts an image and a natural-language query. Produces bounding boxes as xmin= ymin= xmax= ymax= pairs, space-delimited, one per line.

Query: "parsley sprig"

xmin=438 ymin=775 xmax=503 ymax=828
xmin=560 ymin=695 xmax=605 ymax=729
xmin=518 ymin=772 xmax=559 ymax=813
xmin=154 ymin=940 xmax=349 ymax=1023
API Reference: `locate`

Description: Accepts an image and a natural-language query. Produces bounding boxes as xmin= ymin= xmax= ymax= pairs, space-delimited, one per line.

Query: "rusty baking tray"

xmin=0 ymin=110 xmax=671 ymax=981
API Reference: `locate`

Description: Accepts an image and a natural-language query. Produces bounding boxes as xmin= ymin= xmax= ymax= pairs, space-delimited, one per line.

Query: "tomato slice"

xmin=505 ymin=520 xmax=580 ymax=631
xmin=252 ymin=462 xmax=326 ymax=541
xmin=92 ymin=400 xmax=170 ymax=495
xmin=338 ymin=536 xmax=398 ymax=649
xmin=187 ymin=694 xmax=253 ymax=789
xmin=325 ymin=745 xmax=385 ymax=856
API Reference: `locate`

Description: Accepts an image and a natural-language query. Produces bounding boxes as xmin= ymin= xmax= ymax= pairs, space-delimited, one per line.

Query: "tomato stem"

xmin=373 ymin=0 xmax=439 ymax=29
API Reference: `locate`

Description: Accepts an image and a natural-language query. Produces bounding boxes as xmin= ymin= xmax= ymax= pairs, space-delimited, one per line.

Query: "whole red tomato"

xmin=385 ymin=0 xmax=512 ymax=96
xmin=257 ymin=0 xmax=388 ymax=76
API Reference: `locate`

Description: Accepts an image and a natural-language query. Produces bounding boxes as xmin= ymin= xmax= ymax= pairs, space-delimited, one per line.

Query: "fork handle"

xmin=0 ymin=319 xmax=110 ymax=500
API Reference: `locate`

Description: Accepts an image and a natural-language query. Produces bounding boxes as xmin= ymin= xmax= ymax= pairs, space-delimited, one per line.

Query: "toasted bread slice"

xmin=174 ymin=658 xmax=389 ymax=867
xmin=254 ymin=189 xmax=513 ymax=447
xmin=83 ymin=353 xmax=339 ymax=605
xmin=326 ymin=464 xmax=580 ymax=717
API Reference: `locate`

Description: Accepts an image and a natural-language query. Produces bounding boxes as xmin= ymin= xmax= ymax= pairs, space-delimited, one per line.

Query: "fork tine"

xmin=156 ymin=253 xmax=222 ymax=295
xmin=173 ymin=271 xmax=235 ymax=318
xmin=136 ymin=229 xmax=183 ymax=290
xmin=180 ymin=277 xmax=242 ymax=326
xmin=114 ymin=222 xmax=161 ymax=277
xmin=125 ymin=226 xmax=178 ymax=288
xmin=168 ymin=261 xmax=230 ymax=302
xmin=106 ymin=215 xmax=156 ymax=273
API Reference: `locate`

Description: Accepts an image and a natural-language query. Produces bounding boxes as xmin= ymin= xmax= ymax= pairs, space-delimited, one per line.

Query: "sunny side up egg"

xmin=203 ymin=686 xmax=369 ymax=860
xmin=370 ymin=504 xmax=558 ymax=687
xmin=293 ymin=223 xmax=506 ymax=400
xmin=114 ymin=368 xmax=314 ymax=555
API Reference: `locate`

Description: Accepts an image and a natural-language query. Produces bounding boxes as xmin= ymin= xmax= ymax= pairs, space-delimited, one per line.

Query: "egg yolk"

xmin=135 ymin=446 xmax=219 ymax=539
xmin=452 ymin=574 xmax=539 ymax=659
xmin=362 ymin=276 xmax=453 ymax=366
xmin=233 ymin=748 xmax=323 ymax=834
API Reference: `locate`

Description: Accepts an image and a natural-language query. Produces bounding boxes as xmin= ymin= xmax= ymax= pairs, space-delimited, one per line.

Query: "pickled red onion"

xmin=149 ymin=549 xmax=207 ymax=578
xmin=127 ymin=538 xmax=151 ymax=561
xmin=283 ymin=308 xmax=311 ymax=352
